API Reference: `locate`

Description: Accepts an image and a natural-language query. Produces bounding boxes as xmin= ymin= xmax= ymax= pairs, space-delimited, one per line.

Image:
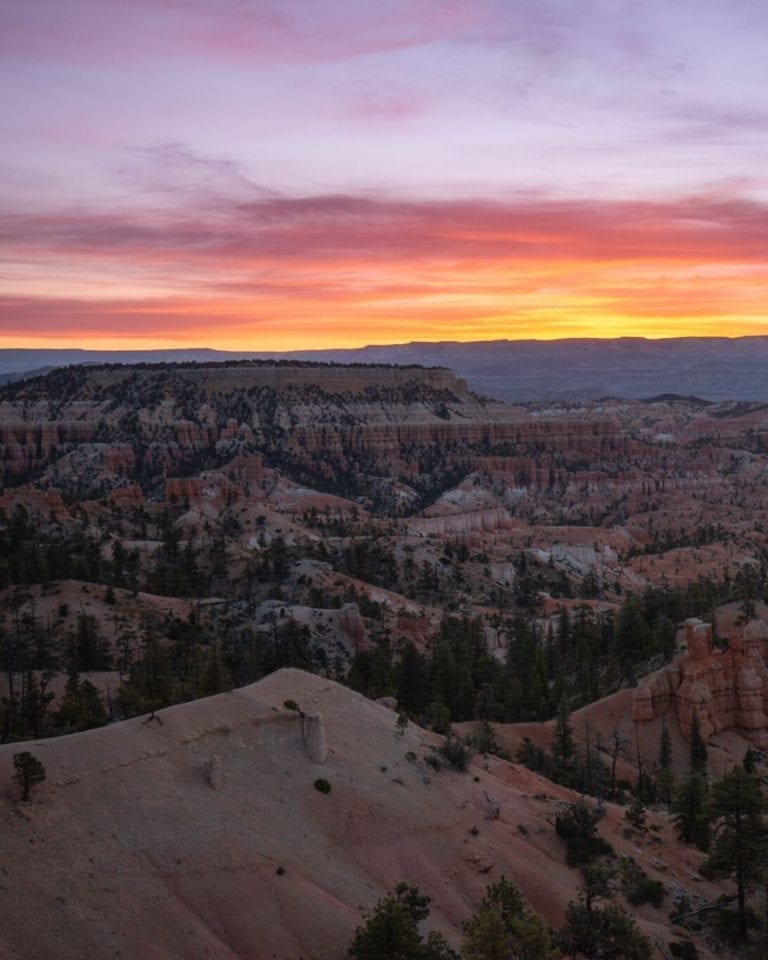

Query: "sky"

xmin=1 ymin=0 xmax=768 ymax=350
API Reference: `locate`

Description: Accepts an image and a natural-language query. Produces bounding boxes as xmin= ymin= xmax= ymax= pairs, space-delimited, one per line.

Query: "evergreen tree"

xmin=199 ymin=645 xmax=232 ymax=696
xmin=624 ymin=794 xmax=646 ymax=830
xmin=689 ymin=711 xmax=708 ymax=775
xmin=13 ymin=751 xmax=46 ymax=801
xmin=396 ymin=642 xmax=429 ymax=715
xmin=555 ymin=802 xmax=613 ymax=867
xmin=552 ymin=697 xmax=576 ymax=776
xmin=657 ymin=718 xmax=674 ymax=804
xmin=701 ymin=766 xmax=768 ymax=940
xmin=21 ymin=668 xmax=54 ymax=738
xmin=743 ymin=746 xmax=759 ymax=774
xmin=348 ymin=883 xmax=458 ymax=960
xmin=557 ymin=857 xmax=649 ymax=959
xmin=736 ymin=564 xmax=759 ymax=623
xmin=558 ymin=901 xmax=651 ymax=960
xmin=672 ymin=773 xmax=711 ymax=851
xmin=461 ymin=877 xmax=559 ymax=960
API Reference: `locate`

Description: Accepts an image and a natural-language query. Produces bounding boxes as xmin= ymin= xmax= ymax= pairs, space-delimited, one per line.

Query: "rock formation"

xmin=302 ymin=712 xmax=328 ymax=764
xmin=203 ymin=754 xmax=223 ymax=790
xmin=632 ymin=618 xmax=768 ymax=746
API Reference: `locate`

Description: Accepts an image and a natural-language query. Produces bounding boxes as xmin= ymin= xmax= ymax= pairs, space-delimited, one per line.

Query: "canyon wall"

xmin=632 ymin=619 xmax=768 ymax=747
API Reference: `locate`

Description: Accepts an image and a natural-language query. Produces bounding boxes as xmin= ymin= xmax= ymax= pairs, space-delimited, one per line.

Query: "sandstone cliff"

xmin=632 ymin=618 xmax=768 ymax=747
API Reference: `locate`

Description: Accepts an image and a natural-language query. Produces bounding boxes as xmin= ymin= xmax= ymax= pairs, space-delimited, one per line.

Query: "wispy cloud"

xmin=2 ymin=187 xmax=767 ymax=348
xmin=4 ymin=192 xmax=768 ymax=264
xmin=2 ymin=1 xmax=768 ymax=347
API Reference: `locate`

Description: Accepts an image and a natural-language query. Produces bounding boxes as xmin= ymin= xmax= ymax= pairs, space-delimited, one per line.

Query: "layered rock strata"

xmin=632 ymin=619 xmax=768 ymax=746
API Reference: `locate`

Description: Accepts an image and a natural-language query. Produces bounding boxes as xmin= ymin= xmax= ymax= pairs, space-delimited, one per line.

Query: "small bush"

xmin=405 ymin=751 xmax=417 ymax=762
xmin=425 ymin=753 xmax=442 ymax=771
xmin=438 ymin=736 xmax=471 ymax=771
xmin=620 ymin=857 xmax=665 ymax=907
xmin=466 ymin=720 xmax=511 ymax=760
xmin=555 ymin=801 xmax=614 ymax=866
xmin=669 ymin=941 xmax=698 ymax=960
xmin=624 ymin=795 xmax=646 ymax=830
xmin=627 ymin=876 xmax=665 ymax=907
xmin=313 ymin=778 xmax=332 ymax=794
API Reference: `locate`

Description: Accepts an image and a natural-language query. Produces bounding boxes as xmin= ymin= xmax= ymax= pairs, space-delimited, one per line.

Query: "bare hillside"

xmin=1 ymin=669 xmax=719 ymax=960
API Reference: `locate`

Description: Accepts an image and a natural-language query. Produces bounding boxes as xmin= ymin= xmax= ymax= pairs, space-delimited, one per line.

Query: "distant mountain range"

xmin=1 ymin=336 xmax=767 ymax=402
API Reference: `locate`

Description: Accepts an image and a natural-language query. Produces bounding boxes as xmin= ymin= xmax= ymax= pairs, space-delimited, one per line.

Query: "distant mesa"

xmin=6 ymin=334 xmax=768 ymax=401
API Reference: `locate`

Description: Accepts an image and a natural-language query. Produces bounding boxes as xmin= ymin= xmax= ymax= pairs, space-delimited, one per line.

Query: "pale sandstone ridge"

xmin=632 ymin=618 xmax=768 ymax=747
xmin=408 ymin=507 xmax=520 ymax=537
xmin=0 ymin=669 xmax=719 ymax=960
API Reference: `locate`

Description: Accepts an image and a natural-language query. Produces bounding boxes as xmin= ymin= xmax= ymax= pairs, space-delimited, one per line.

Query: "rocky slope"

xmin=0 ymin=669 xmax=721 ymax=960
xmin=0 ymin=360 xmax=615 ymax=506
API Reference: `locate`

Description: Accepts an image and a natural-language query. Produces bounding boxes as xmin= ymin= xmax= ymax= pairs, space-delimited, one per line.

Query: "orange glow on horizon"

xmin=2 ymin=194 xmax=767 ymax=350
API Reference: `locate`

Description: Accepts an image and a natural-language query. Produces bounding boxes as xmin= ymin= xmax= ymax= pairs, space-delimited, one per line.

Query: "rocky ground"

xmin=0 ymin=669 xmax=723 ymax=960
xmin=4 ymin=361 xmax=768 ymax=957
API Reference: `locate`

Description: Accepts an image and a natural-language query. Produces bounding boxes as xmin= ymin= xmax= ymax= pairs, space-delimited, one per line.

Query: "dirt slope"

xmin=1 ymin=669 xmax=718 ymax=960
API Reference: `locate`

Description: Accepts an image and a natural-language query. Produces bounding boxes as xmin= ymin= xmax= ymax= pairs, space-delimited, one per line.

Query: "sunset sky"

xmin=2 ymin=0 xmax=767 ymax=350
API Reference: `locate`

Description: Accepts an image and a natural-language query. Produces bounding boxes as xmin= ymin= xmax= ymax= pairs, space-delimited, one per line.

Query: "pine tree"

xmin=657 ymin=718 xmax=674 ymax=804
xmin=701 ymin=766 xmax=768 ymax=939
xmin=672 ymin=773 xmax=711 ymax=851
xmin=625 ymin=794 xmax=646 ymax=830
xmin=743 ymin=746 xmax=759 ymax=774
xmin=396 ymin=642 xmax=429 ymax=715
xmin=689 ymin=710 xmax=708 ymax=775
xmin=461 ymin=877 xmax=559 ymax=960
xmin=552 ymin=696 xmax=576 ymax=776
xmin=558 ymin=901 xmax=651 ymax=960
xmin=13 ymin=751 xmax=46 ymax=801
xmin=348 ymin=883 xmax=458 ymax=960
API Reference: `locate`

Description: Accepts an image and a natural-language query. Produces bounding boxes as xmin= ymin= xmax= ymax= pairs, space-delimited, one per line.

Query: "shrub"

xmin=313 ymin=778 xmax=331 ymax=794
xmin=624 ymin=795 xmax=646 ymax=830
xmin=555 ymin=802 xmax=614 ymax=866
xmin=669 ymin=941 xmax=698 ymax=959
xmin=466 ymin=720 xmax=511 ymax=760
xmin=438 ymin=736 xmax=471 ymax=771
xmin=626 ymin=876 xmax=665 ymax=907
xmin=619 ymin=857 xmax=665 ymax=907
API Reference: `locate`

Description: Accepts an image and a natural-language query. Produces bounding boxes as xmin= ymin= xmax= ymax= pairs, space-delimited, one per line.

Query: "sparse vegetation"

xmin=13 ymin=751 xmax=46 ymax=801
xmin=4 ymin=362 xmax=768 ymax=958
xmin=555 ymin=802 xmax=614 ymax=867
xmin=437 ymin=736 xmax=471 ymax=771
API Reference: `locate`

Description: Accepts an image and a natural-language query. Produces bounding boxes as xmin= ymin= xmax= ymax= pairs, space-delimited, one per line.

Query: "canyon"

xmin=3 ymin=358 xmax=768 ymax=958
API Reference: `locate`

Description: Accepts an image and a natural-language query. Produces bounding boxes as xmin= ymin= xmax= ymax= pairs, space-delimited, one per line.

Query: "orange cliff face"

xmin=632 ymin=618 xmax=768 ymax=747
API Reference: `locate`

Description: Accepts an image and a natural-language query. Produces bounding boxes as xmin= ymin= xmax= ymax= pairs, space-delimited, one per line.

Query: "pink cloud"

xmin=3 ymin=193 xmax=768 ymax=268
xmin=0 ymin=0 xmax=489 ymax=66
